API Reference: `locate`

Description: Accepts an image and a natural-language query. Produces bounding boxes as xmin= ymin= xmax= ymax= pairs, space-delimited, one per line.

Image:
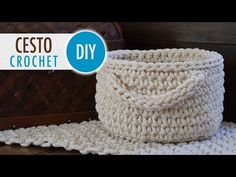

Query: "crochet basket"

xmin=95 ymin=49 xmax=225 ymax=143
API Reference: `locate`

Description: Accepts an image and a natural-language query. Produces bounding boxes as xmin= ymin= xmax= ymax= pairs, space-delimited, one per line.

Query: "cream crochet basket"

xmin=95 ymin=49 xmax=224 ymax=143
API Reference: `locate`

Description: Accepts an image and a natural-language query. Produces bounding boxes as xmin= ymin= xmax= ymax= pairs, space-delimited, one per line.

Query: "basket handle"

xmin=106 ymin=71 xmax=205 ymax=110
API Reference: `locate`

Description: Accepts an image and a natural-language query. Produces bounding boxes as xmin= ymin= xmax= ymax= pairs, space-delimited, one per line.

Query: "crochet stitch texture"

xmin=0 ymin=121 xmax=235 ymax=155
xmin=95 ymin=49 xmax=225 ymax=143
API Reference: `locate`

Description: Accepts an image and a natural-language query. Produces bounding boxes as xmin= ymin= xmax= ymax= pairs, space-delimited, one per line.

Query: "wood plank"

xmin=0 ymin=111 xmax=98 ymax=130
xmin=0 ymin=143 xmax=82 ymax=155
xmin=0 ymin=143 xmax=46 ymax=155
xmin=120 ymin=22 xmax=236 ymax=45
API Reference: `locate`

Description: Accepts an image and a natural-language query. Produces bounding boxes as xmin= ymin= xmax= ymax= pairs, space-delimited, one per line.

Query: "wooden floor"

xmin=0 ymin=143 xmax=82 ymax=155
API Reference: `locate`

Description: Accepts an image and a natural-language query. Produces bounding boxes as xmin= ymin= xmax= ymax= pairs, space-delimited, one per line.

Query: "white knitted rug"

xmin=0 ymin=120 xmax=236 ymax=155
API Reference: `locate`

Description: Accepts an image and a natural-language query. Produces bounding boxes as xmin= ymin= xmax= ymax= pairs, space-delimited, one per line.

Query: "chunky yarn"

xmin=95 ymin=49 xmax=225 ymax=143
xmin=0 ymin=121 xmax=235 ymax=155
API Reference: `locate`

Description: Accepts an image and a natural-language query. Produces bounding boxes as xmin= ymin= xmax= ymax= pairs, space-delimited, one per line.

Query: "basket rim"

xmin=104 ymin=48 xmax=223 ymax=72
